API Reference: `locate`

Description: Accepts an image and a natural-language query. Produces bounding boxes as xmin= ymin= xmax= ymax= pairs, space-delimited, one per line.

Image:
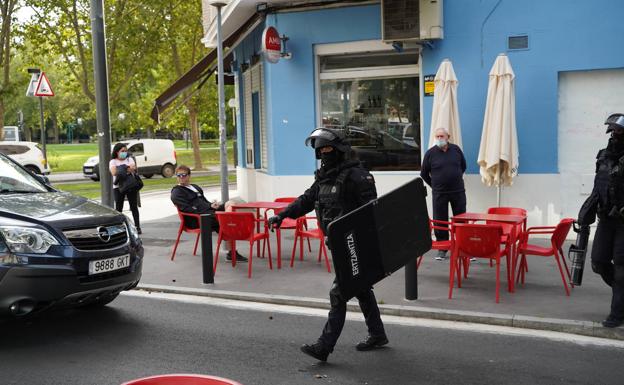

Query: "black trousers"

xmin=432 ymin=191 xmax=466 ymax=242
xmin=591 ymin=216 xmax=624 ymax=318
xmin=318 ymin=278 xmax=386 ymax=350
xmin=114 ymin=188 xmax=140 ymax=229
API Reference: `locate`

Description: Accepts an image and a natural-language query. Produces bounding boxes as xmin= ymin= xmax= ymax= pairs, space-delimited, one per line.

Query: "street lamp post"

xmin=210 ymin=0 xmax=230 ymax=202
xmin=90 ymin=0 xmax=113 ymax=207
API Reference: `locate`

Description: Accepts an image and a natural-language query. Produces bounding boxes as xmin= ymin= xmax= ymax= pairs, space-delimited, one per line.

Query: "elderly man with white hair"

xmin=421 ymin=127 xmax=467 ymax=260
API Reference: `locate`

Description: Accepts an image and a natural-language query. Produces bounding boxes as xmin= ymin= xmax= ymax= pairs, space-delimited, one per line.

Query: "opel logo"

xmin=97 ymin=226 xmax=111 ymax=242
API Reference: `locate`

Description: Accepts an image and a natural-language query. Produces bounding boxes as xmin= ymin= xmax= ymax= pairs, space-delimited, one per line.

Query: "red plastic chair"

xmin=515 ymin=218 xmax=574 ymax=295
xmin=291 ymin=216 xmax=331 ymax=273
xmin=214 ymin=212 xmax=272 ymax=278
xmin=264 ymin=197 xmax=310 ymax=269
xmin=449 ymin=223 xmax=510 ymax=303
xmin=417 ymin=219 xmax=453 ymax=269
xmin=121 ymin=373 xmax=243 ymax=385
xmin=486 ymin=207 xmax=527 ymax=269
xmin=171 ymin=209 xmax=203 ymax=261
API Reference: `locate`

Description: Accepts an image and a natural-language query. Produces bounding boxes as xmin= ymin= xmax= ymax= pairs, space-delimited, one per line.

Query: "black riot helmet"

xmin=304 ymin=127 xmax=351 ymax=159
xmin=605 ymin=113 xmax=624 ymax=133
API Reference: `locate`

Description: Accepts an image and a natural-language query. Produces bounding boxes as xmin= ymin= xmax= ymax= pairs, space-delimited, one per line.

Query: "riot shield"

xmin=327 ymin=177 xmax=432 ymax=299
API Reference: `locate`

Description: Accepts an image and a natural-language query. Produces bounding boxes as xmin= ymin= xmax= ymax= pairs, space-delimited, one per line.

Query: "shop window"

xmin=320 ymin=76 xmax=420 ymax=171
xmin=243 ymin=62 xmax=267 ymax=170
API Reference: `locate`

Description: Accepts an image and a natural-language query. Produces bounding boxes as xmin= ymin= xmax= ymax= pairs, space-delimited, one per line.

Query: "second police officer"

xmin=268 ymin=127 xmax=388 ymax=361
xmin=578 ymin=113 xmax=624 ymax=328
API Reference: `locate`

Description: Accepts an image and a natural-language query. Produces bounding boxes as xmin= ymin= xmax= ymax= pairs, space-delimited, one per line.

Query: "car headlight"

xmin=127 ymin=221 xmax=140 ymax=242
xmin=0 ymin=226 xmax=60 ymax=254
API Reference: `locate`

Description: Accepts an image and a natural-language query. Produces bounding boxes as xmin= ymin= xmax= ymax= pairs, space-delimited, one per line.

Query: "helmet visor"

xmin=304 ymin=128 xmax=339 ymax=149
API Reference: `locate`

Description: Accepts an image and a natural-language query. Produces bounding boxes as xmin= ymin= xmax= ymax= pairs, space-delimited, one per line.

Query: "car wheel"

xmin=79 ymin=293 xmax=119 ymax=308
xmin=25 ymin=165 xmax=41 ymax=174
xmin=161 ymin=163 xmax=175 ymax=178
xmin=143 ymin=174 xmax=154 ymax=179
xmin=90 ymin=173 xmax=100 ymax=182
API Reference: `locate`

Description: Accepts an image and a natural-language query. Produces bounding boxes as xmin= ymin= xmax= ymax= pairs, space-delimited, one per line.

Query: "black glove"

xmin=267 ymin=215 xmax=283 ymax=231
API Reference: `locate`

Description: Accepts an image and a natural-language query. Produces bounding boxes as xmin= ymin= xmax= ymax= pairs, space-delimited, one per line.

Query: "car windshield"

xmin=0 ymin=154 xmax=48 ymax=193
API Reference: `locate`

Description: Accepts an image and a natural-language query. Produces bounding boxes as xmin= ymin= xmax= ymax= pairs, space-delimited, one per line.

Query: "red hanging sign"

xmin=262 ymin=26 xmax=281 ymax=64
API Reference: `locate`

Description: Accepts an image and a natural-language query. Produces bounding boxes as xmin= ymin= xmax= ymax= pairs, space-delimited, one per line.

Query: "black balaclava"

xmin=320 ymin=148 xmax=340 ymax=169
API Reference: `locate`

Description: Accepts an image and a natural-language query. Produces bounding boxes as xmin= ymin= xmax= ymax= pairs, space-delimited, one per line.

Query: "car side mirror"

xmin=30 ymin=171 xmax=50 ymax=186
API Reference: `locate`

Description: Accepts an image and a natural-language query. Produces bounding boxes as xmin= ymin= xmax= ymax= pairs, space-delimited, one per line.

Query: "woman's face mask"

xmin=119 ymin=151 xmax=128 ymax=160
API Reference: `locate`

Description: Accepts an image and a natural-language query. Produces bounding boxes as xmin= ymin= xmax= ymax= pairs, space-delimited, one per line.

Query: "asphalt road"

xmin=1 ymin=292 xmax=624 ymax=385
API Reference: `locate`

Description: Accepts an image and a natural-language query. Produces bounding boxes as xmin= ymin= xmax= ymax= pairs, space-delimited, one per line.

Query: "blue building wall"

xmin=234 ymin=0 xmax=624 ymax=175
xmin=423 ymin=0 xmax=624 ymax=174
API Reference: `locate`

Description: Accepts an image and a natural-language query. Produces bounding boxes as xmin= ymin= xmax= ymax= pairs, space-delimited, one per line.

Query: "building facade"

xmin=200 ymin=0 xmax=624 ymax=227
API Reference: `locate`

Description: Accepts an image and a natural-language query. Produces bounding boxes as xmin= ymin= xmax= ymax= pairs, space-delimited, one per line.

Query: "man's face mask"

xmin=436 ymin=139 xmax=448 ymax=148
xmin=320 ymin=149 xmax=339 ymax=168
xmin=611 ymin=128 xmax=624 ymax=143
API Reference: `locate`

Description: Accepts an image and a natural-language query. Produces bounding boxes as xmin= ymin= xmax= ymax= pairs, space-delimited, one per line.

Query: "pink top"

xmin=109 ymin=157 xmax=136 ymax=188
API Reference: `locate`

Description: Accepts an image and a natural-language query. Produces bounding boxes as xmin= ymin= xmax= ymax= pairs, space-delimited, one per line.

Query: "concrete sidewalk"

xmin=131 ymin=187 xmax=624 ymax=341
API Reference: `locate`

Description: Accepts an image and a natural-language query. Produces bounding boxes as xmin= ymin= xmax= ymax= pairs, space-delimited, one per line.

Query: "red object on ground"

xmin=121 ymin=373 xmax=243 ymax=385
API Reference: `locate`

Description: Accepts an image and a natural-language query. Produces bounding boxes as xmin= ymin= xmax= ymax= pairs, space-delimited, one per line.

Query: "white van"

xmin=83 ymin=139 xmax=177 ymax=181
xmin=0 ymin=141 xmax=51 ymax=174
xmin=2 ymin=126 xmax=21 ymax=142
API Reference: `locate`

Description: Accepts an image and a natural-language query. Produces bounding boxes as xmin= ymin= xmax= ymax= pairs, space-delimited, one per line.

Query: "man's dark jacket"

xmin=171 ymin=184 xmax=223 ymax=228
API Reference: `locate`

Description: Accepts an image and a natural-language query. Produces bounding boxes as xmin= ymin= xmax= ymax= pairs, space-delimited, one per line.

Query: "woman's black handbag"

xmin=119 ymin=173 xmax=144 ymax=194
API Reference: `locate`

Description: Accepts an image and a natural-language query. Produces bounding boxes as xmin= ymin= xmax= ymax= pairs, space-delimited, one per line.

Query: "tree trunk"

xmin=0 ymin=99 xmax=4 ymax=141
xmin=188 ymin=103 xmax=202 ymax=170
xmin=52 ymin=115 xmax=59 ymax=144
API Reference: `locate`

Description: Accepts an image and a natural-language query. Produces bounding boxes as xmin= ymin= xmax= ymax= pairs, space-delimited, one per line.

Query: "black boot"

xmin=602 ymin=314 xmax=624 ymax=328
xmin=300 ymin=342 xmax=331 ymax=362
xmin=355 ymin=334 xmax=389 ymax=351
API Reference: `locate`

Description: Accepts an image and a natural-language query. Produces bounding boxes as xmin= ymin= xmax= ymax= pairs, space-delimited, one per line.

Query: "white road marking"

xmin=122 ymin=290 xmax=624 ymax=349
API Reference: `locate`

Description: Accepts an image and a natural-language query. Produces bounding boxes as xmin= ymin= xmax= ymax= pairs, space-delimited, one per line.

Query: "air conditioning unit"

xmin=381 ymin=0 xmax=444 ymax=42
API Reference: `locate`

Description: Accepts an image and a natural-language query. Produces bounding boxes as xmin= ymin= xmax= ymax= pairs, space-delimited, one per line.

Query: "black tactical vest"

xmin=595 ymin=149 xmax=624 ymax=215
xmin=315 ymin=167 xmax=353 ymax=234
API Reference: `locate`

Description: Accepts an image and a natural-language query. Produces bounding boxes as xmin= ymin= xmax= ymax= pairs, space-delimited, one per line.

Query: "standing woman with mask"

xmin=110 ymin=142 xmax=141 ymax=234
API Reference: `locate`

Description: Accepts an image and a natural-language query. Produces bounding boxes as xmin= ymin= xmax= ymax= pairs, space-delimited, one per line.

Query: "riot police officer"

xmin=268 ymin=127 xmax=388 ymax=361
xmin=578 ymin=113 xmax=624 ymax=328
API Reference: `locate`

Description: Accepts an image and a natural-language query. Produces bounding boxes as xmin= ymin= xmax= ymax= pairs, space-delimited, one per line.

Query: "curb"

xmin=136 ymin=283 xmax=624 ymax=341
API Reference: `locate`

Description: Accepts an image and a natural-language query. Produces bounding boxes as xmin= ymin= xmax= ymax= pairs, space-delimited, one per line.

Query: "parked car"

xmin=0 ymin=152 xmax=143 ymax=317
xmin=0 ymin=141 xmax=51 ymax=175
xmin=2 ymin=126 xmax=21 ymax=142
xmin=83 ymin=139 xmax=177 ymax=181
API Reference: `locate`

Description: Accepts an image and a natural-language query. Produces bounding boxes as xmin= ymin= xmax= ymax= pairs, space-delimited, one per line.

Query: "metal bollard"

xmin=404 ymin=257 xmax=418 ymax=300
xmin=200 ymin=214 xmax=214 ymax=284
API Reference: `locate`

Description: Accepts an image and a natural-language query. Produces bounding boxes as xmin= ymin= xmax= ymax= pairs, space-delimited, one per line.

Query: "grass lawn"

xmin=46 ymin=141 xmax=235 ymax=173
xmin=55 ymin=174 xmax=237 ymax=199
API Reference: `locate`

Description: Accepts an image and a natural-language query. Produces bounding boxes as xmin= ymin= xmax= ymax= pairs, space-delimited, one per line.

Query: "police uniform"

xmin=578 ymin=113 xmax=624 ymax=328
xmin=270 ymin=128 xmax=387 ymax=361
